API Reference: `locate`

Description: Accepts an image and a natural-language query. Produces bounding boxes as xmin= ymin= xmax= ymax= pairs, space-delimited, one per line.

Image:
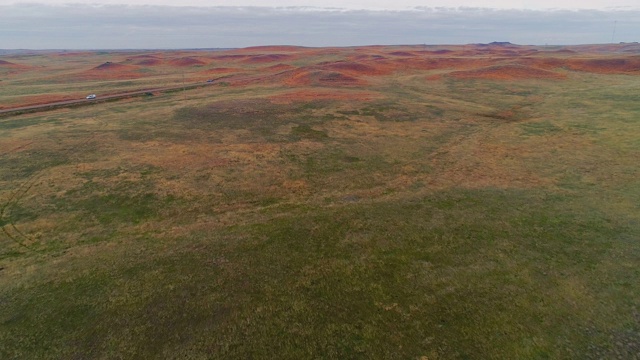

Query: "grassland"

xmin=1 ymin=44 xmax=640 ymax=359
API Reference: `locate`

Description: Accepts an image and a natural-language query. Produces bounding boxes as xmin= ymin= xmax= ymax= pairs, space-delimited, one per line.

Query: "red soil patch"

xmin=80 ymin=62 xmax=142 ymax=80
xmin=269 ymin=89 xmax=380 ymax=104
xmin=449 ymin=64 xmax=566 ymax=80
xmin=566 ymin=58 xmax=640 ymax=74
xmin=168 ymin=57 xmax=206 ymax=66
xmin=241 ymin=54 xmax=293 ymax=64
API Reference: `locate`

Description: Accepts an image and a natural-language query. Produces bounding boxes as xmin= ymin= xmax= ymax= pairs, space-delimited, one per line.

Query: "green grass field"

xmin=1 ymin=46 xmax=640 ymax=359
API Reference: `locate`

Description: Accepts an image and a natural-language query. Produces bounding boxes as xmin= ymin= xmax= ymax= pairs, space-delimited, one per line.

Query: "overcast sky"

xmin=1 ymin=1 xmax=639 ymax=49
xmin=1 ymin=1 xmax=639 ymax=10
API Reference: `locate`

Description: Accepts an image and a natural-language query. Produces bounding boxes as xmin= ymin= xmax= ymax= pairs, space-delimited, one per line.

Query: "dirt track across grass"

xmin=0 ymin=82 xmax=217 ymax=117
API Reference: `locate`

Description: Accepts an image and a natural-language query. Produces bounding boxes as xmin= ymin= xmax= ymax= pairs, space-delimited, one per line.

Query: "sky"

xmin=1 ymin=1 xmax=639 ymax=49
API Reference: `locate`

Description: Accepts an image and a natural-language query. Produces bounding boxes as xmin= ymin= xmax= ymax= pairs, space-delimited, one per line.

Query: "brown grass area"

xmin=79 ymin=70 xmax=143 ymax=80
xmin=0 ymin=93 xmax=84 ymax=109
xmin=123 ymin=141 xmax=291 ymax=200
xmin=429 ymin=139 xmax=556 ymax=189
xmin=268 ymin=89 xmax=381 ymax=104
xmin=448 ymin=64 xmax=566 ymax=80
xmin=0 ymin=139 xmax=33 ymax=156
xmin=132 ymin=142 xmax=237 ymax=170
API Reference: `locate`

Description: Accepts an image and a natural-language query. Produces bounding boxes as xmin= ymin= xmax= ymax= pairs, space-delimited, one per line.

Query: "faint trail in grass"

xmin=0 ymin=141 xmax=34 ymax=157
xmin=1 ymin=224 xmax=32 ymax=251
xmin=0 ymin=116 xmax=106 ymax=252
xmin=0 ymin=173 xmax=43 ymax=250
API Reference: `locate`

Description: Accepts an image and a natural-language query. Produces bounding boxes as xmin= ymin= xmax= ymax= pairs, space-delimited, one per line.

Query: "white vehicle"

xmin=86 ymin=94 xmax=96 ymax=100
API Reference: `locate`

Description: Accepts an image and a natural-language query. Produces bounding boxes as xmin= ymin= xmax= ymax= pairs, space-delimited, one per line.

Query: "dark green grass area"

xmin=0 ymin=150 xmax=69 ymax=182
xmin=74 ymin=192 xmax=160 ymax=225
xmin=339 ymin=102 xmax=444 ymax=123
xmin=174 ymin=100 xmax=289 ymax=129
xmin=1 ymin=189 xmax=639 ymax=359
xmin=1 ymin=203 xmax=38 ymax=226
xmin=520 ymin=121 xmax=563 ymax=136
xmin=289 ymin=124 xmax=329 ymax=141
xmin=52 ymin=170 xmax=167 ymax=226
xmin=121 ymin=100 xmax=341 ymax=144
xmin=0 ymin=117 xmax=61 ymax=131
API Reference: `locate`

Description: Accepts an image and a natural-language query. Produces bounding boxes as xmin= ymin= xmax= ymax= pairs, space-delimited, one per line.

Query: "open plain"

xmin=1 ymin=43 xmax=640 ymax=359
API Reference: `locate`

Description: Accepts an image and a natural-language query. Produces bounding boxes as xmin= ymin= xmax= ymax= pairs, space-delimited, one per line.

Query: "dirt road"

xmin=0 ymin=81 xmax=216 ymax=117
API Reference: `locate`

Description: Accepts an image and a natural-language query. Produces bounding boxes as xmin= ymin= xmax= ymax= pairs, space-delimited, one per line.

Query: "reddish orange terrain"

xmin=1 ymin=42 xmax=639 ymax=110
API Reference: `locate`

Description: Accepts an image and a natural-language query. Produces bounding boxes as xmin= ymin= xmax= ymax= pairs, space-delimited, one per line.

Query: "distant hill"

xmin=474 ymin=42 xmax=515 ymax=47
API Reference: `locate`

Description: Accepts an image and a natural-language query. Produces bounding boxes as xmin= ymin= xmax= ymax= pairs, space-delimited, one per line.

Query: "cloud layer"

xmin=1 ymin=5 xmax=638 ymax=49
xmin=2 ymin=0 xmax=639 ymax=10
